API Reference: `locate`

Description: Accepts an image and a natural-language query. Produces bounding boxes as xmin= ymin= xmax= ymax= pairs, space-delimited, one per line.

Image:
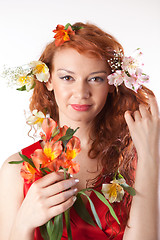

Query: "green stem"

xmin=63 ymin=168 xmax=72 ymax=240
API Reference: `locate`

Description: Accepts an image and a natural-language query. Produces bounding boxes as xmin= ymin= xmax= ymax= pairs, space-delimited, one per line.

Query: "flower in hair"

xmin=53 ymin=23 xmax=83 ymax=47
xmin=2 ymin=61 xmax=50 ymax=91
xmin=29 ymin=61 xmax=50 ymax=83
xmin=107 ymin=48 xmax=149 ymax=92
xmin=53 ymin=24 xmax=75 ymax=46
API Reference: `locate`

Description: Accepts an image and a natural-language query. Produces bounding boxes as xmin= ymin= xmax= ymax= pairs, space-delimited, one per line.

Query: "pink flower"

xmin=107 ymin=70 xmax=124 ymax=87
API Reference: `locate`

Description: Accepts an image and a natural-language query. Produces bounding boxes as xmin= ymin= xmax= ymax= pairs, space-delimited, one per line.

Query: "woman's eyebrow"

xmin=57 ymin=69 xmax=107 ymax=75
xmin=57 ymin=68 xmax=75 ymax=74
xmin=89 ymin=71 xmax=108 ymax=75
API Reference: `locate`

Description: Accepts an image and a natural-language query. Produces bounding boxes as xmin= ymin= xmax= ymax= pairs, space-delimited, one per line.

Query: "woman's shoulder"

xmin=0 ymin=152 xmax=23 ymax=185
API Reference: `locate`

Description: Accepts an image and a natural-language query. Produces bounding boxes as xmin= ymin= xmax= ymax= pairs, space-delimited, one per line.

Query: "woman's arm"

xmin=123 ymin=95 xmax=159 ymax=240
xmin=0 ymin=153 xmax=25 ymax=240
xmin=0 ymin=153 xmax=78 ymax=240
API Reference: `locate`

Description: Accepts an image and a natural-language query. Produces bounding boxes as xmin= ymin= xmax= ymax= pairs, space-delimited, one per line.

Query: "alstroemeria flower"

xmin=102 ymin=178 xmax=125 ymax=203
xmin=29 ymin=61 xmax=50 ymax=82
xmin=67 ymin=160 xmax=80 ymax=175
xmin=17 ymin=75 xmax=35 ymax=91
xmin=53 ymin=24 xmax=75 ymax=46
xmin=43 ymin=141 xmax=63 ymax=161
xmin=40 ymin=118 xmax=58 ymax=142
xmin=20 ymin=161 xmax=42 ymax=183
xmin=122 ymin=56 xmax=139 ymax=76
xmin=65 ymin=136 xmax=81 ymax=161
xmin=107 ymin=70 xmax=124 ymax=87
xmin=27 ymin=110 xmax=46 ymax=128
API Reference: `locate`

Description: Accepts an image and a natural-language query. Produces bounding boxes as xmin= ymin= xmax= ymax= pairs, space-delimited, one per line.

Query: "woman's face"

xmin=47 ymin=48 xmax=111 ymax=124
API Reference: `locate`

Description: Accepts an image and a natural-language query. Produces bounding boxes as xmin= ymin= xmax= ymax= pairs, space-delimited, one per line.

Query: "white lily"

xmin=27 ymin=110 xmax=46 ymax=128
xmin=29 ymin=61 xmax=50 ymax=83
xmin=102 ymin=178 xmax=125 ymax=203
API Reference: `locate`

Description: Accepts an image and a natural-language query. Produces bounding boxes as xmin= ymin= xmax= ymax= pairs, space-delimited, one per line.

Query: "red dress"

xmin=22 ymin=141 xmax=127 ymax=240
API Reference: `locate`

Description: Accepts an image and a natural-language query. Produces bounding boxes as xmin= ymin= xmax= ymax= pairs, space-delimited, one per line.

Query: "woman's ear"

xmin=46 ymin=76 xmax=54 ymax=91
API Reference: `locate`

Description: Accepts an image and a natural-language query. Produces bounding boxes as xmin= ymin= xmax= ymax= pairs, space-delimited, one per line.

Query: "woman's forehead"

xmin=53 ymin=47 xmax=108 ymax=71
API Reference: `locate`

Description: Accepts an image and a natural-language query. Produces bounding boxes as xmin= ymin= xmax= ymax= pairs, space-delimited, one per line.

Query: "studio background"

xmin=0 ymin=0 xmax=159 ymax=167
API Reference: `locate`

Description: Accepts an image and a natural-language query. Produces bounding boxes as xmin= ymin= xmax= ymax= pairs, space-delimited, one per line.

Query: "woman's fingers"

xmin=124 ymin=111 xmax=134 ymax=131
xmin=48 ymin=195 xmax=77 ymax=219
xmin=46 ymin=187 xmax=78 ymax=207
xmin=148 ymin=94 xmax=159 ymax=118
xmin=43 ymin=177 xmax=79 ymax=197
xmin=36 ymin=171 xmax=65 ymax=188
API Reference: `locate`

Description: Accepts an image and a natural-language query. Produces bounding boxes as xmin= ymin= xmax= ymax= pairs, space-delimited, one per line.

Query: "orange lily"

xmin=31 ymin=141 xmax=63 ymax=169
xmin=52 ymin=125 xmax=68 ymax=142
xmin=43 ymin=141 xmax=63 ymax=162
xmin=67 ymin=160 xmax=80 ymax=174
xmin=40 ymin=118 xmax=57 ymax=142
xmin=66 ymin=136 xmax=81 ymax=161
xmin=53 ymin=24 xmax=75 ymax=46
xmin=20 ymin=161 xmax=42 ymax=183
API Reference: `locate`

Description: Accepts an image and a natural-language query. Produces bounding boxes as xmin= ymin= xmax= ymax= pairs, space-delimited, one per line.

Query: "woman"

xmin=0 ymin=22 xmax=159 ymax=240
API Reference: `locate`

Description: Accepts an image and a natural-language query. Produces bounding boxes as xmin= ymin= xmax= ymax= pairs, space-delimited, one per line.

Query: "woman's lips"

xmin=71 ymin=104 xmax=92 ymax=111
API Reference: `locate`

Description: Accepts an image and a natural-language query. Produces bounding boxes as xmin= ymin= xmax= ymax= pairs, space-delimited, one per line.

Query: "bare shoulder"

xmin=0 ymin=152 xmax=23 ymax=181
xmin=0 ymin=152 xmax=24 ymax=205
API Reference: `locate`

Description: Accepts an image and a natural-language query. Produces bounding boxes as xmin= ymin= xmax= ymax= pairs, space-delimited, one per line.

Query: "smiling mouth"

xmin=70 ymin=104 xmax=92 ymax=111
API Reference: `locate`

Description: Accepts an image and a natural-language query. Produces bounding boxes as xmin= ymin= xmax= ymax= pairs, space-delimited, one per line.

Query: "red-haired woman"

xmin=0 ymin=22 xmax=159 ymax=240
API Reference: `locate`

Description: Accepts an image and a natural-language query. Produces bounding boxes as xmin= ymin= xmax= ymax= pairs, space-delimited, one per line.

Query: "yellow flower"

xmin=27 ymin=110 xmax=46 ymax=128
xmin=17 ymin=75 xmax=34 ymax=91
xmin=29 ymin=61 xmax=50 ymax=82
xmin=102 ymin=179 xmax=125 ymax=203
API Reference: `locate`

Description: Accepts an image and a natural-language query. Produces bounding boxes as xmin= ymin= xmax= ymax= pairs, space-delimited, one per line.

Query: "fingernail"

xmin=74 ymin=179 xmax=79 ymax=183
xmin=70 ymin=174 xmax=73 ymax=178
xmin=73 ymin=188 xmax=78 ymax=193
xmin=73 ymin=196 xmax=77 ymax=202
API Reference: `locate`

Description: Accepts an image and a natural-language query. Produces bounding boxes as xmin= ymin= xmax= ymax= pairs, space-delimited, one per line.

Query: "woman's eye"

xmin=89 ymin=77 xmax=104 ymax=82
xmin=60 ymin=76 xmax=73 ymax=81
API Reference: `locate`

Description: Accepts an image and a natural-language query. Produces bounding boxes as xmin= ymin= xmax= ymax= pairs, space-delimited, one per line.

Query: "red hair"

xmin=30 ymin=22 xmax=154 ymax=228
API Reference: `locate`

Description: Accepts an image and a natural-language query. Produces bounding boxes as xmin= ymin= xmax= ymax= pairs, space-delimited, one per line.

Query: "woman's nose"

xmin=73 ymin=80 xmax=90 ymax=99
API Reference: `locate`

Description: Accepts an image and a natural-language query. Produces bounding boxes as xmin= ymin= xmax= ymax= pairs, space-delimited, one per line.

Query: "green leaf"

xmin=91 ymin=189 xmax=120 ymax=225
xmin=72 ymin=26 xmax=83 ymax=31
xmin=16 ymin=85 xmax=26 ymax=91
xmin=120 ymin=183 xmax=136 ymax=196
xmin=64 ymin=210 xmax=72 ymax=240
xmin=60 ymin=127 xmax=79 ymax=141
xmin=51 ymin=127 xmax=60 ymax=138
xmin=46 ymin=219 xmax=54 ymax=239
xmin=52 ymin=214 xmax=63 ymax=240
xmin=80 ymin=188 xmax=120 ymax=225
xmin=40 ymin=167 xmax=52 ymax=175
xmin=118 ymin=173 xmax=124 ymax=179
xmin=9 ymin=160 xmax=24 ymax=164
xmin=73 ymin=194 xmax=96 ymax=227
xmin=19 ymin=152 xmax=36 ymax=169
xmin=78 ymin=191 xmax=102 ymax=229
xmin=39 ymin=224 xmax=49 ymax=240
xmin=57 ymin=127 xmax=79 ymax=150
xmin=64 ymin=23 xmax=72 ymax=30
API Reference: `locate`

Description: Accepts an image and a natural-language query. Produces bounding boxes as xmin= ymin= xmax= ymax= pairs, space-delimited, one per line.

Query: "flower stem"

xmin=63 ymin=168 xmax=72 ymax=240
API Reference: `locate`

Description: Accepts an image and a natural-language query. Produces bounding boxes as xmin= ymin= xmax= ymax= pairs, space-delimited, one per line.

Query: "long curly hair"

xmin=29 ymin=22 xmax=154 ymax=229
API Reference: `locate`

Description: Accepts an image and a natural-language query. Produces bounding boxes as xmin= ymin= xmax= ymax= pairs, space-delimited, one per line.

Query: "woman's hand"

xmin=15 ymin=172 xmax=78 ymax=233
xmin=124 ymin=94 xmax=159 ymax=161
xmin=123 ymin=94 xmax=159 ymax=239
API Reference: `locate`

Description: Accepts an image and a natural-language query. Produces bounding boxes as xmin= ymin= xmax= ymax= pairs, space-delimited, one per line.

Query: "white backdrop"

xmin=0 ymin=0 xmax=160 ymax=167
